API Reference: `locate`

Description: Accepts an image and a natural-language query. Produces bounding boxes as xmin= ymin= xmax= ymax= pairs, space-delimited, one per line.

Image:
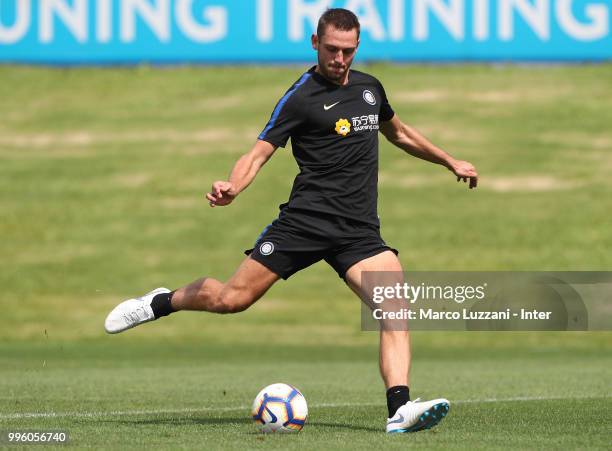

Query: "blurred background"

xmin=1 ymin=1 xmax=610 ymax=448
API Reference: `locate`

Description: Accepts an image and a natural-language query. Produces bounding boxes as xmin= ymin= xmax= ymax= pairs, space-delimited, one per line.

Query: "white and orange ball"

xmin=251 ymin=383 xmax=308 ymax=433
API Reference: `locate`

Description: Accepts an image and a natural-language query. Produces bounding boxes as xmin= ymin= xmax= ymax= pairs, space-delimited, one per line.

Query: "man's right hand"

xmin=206 ymin=181 xmax=237 ymax=207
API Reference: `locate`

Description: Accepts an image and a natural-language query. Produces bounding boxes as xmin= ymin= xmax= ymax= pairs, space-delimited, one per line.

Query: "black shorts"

xmin=245 ymin=208 xmax=398 ymax=280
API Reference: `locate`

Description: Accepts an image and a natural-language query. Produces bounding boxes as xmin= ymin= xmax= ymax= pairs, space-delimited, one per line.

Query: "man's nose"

xmin=334 ymin=50 xmax=344 ymax=64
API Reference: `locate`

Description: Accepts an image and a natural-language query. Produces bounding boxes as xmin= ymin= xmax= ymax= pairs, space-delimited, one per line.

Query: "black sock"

xmin=386 ymin=385 xmax=410 ymax=418
xmin=151 ymin=291 xmax=176 ymax=318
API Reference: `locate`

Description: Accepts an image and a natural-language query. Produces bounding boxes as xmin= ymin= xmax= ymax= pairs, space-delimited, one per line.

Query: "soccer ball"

xmin=251 ymin=383 xmax=308 ymax=433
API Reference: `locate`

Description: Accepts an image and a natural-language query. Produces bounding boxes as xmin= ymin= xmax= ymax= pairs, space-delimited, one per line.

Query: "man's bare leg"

xmin=104 ymin=257 xmax=279 ymax=332
xmin=379 ymin=330 xmax=410 ymax=387
xmin=344 ymin=251 xmax=449 ymax=432
xmin=344 ymin=251 xmax=410 ymax=388
xmin=171 ymin=257 xmax=280 ymax=313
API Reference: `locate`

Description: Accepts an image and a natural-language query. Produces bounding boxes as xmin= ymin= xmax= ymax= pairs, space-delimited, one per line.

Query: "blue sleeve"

xmin=258 ymin=72 xmax=311 ymax=148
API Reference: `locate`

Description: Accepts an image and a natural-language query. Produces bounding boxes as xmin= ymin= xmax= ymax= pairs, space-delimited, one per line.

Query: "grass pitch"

xmin=0 ymin=64 xmax=611 ymax=449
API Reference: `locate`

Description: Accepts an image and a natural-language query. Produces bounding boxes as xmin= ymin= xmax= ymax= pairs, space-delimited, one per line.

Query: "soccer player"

xmin=104 ymin=8 xmax=478 ymax=433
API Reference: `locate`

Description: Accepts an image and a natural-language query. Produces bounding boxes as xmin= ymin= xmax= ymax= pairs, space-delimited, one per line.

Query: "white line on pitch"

xmin=1 ymin=395 xmax=609 ymax=421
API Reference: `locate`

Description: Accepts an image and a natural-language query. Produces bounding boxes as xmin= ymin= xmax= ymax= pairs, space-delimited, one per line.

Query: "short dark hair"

xmin=316 ymin=8 xmax=360 ymax=39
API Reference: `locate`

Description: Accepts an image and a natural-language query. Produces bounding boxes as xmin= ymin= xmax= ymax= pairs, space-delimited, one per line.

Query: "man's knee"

xmin=215 ymin=286 xmax=255 ymax=314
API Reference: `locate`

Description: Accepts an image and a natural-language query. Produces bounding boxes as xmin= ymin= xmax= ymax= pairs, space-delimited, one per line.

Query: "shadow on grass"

xmin=104 ymin=417 xmax=381 ymax=432
xmin=307 ymin=421 xmax=380 ymax=432
xmin=106 ymin=417 xmax=249 ymax=426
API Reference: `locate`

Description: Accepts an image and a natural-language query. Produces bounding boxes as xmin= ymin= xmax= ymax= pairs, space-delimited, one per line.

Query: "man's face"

xmin=312 ymin=26 xmax=359 ymax=84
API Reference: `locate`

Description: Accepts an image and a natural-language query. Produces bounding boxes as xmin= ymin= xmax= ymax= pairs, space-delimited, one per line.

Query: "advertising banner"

xmin=0 ymin=0 xmax=610 ymax=63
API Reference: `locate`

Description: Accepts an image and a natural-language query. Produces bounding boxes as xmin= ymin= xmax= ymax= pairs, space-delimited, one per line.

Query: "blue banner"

xmin=0 ymin=0 xmax=610 ymax=63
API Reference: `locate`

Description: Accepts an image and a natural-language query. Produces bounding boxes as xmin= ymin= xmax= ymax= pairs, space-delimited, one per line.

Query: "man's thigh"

xmin=344 ymin=252 xmax=411 ymax=332
xmin=324 ymin=223 xmax=398 ymax=280
xmin=220 ymin=257 xmax=281 ymax=308
xmin=344 ymin=250 xmax=404 ymax=302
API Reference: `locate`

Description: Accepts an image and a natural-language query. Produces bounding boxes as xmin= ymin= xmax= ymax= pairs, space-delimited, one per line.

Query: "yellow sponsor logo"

xmin=335 ymin=118 xmax=351 ymax=136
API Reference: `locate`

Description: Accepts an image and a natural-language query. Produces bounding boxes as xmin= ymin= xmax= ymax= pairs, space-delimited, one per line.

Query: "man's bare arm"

xmin=206 ymin=140 xmax=277 ymax=207
xmin=379 ymin=114 xmax=478 ymax=189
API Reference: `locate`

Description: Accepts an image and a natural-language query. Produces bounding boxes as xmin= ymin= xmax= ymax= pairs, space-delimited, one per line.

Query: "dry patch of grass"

xmin=484 ymin=175 xmax=579 ymax=192
xmin=395 ymin=86 xmax=571 ymax=105
xmin=380 ymin=171 xmax=581 ymax=192
xmin=0 ymin=128 xmax=239 ymax=149
xmin=539 ymin=132 xmax=612 ymax=151
xmin=158 ymin=196 xmax=202 ymax=210
xmin=379 ymin=172 xmax=446 ymax=188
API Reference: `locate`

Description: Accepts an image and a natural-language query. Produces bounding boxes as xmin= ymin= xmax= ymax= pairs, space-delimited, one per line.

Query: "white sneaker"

xmin=104 ymin=287 xmax=170 ymax=334
xmin=386 ymin=398 xmax=450 ymax=433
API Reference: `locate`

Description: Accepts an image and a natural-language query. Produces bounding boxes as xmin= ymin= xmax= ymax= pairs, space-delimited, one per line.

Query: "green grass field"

xmin=1 ymin=64 xmax=611 ymax=449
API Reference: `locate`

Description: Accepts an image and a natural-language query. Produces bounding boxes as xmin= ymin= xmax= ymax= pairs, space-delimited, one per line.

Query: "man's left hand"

xmin=449 ymin=160 xmax=478 ymax=189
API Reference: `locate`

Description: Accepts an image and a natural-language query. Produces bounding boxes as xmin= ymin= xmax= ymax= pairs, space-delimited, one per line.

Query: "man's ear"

xmin=311 ymin=33 xmax=318 ymax=50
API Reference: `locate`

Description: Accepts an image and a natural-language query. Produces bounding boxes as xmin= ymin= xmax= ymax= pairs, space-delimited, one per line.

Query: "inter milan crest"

xmin=363 ymin=90 xmax=376 ymax=105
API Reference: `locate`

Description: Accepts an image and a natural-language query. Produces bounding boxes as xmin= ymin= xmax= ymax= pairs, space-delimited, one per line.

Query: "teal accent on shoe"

xmin=398 ymin=402 xmax=450 ymax=433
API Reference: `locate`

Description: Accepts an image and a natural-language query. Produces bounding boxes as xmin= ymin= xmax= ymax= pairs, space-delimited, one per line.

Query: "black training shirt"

xmin=258 ymin=66 xmax=395 ymax=226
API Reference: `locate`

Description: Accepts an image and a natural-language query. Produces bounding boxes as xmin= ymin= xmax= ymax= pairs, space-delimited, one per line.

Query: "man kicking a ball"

xmin=105 ymin=8 xmax=478 ymax=434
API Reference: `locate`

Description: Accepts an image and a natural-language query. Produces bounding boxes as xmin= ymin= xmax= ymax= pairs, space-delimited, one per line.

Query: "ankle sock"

xmin=151 ymin=291 xmax=176 ymax=318
xmin=386 ymin=385 xmax=410 ymax=418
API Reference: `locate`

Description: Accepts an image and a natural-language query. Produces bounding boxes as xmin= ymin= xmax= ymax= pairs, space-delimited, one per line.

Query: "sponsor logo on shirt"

xmin=335 ymin=118 xmax=351 ymax=136
xmin=351 ymin=114 xmax=379 ymax=132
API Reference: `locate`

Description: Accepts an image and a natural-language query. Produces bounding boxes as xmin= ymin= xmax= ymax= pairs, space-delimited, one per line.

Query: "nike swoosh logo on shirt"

xmin=388 ymin=413 xmax=405 ymax=425
xmin=323 ymin=101 xmax=340 ymax=110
